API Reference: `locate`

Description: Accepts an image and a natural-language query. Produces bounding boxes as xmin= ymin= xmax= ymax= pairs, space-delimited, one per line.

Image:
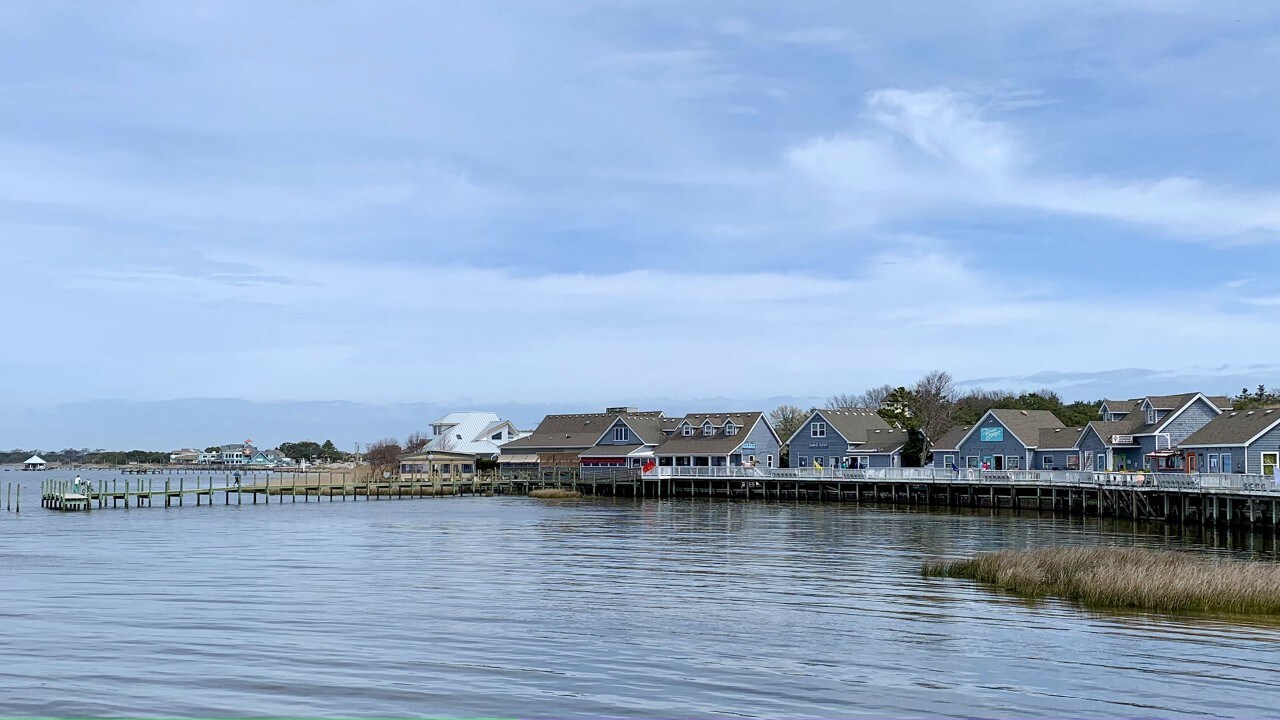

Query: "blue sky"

xmin=4 ymin=1 xmax=1280 ymax=448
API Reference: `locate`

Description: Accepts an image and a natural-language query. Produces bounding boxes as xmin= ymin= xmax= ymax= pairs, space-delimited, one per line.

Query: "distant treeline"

xmin=1 ymin=449 xmax=170 ymax=465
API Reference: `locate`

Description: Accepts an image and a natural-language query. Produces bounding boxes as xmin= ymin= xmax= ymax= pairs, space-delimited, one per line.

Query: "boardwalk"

xmin=24 ymin=465 xmax=1280 ymax=529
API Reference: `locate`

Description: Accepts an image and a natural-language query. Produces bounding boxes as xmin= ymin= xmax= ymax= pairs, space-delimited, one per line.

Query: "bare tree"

xmin=856 ymin=384 xmax=895 ymax=408
xmin=365 ymin=438 xmax=403 ymax=473
xmin=910 ymin=370 xmax=957 ymax=462
xmin=824 ymin=393 xmax=860 ymax=410
xmin=404 ymin=431 xmax=430 ymax=453
xmin=769 ymin=404 xmax=809 ymax=443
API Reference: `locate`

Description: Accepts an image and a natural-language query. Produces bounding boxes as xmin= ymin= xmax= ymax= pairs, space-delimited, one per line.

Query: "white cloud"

xmin=788 ymin=87 xmax=1280 ymax=239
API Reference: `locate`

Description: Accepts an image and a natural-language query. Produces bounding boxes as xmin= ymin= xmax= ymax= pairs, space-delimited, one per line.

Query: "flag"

xmin=642 ymin=460 xmax=656 ymax=473
xmin=813 ymin=459 xmax=823 ymax=470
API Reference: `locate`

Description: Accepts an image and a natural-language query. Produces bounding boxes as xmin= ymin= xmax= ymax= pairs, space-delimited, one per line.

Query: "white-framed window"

xmin=1208 ymin=454 xmax=1220 ymax=473
xmin=1007 ymin=456 xmax=1021 ymax=470
xmin=1146 ymin=406 xmax=1158 ymax=425
xmin=854 ymin=456 xmax=869 ymax=468
xmin=943 ymin=454 xmax=955 ymax=468
xmin=702 ymin=422 xmax=715 ymax=436
xmin=681 ymin=424 xmax=693 ymax=437
xmin=766 ymin=454 xmax=774 ymax=468
xmin=1041 ymin=455 xmax=1054 ymax=469
xmin=613 ymin=427 xmax=629 ymax=442
xmin=811 ymin=422 xmax=827 ymax=438
xmin=966 ymin=456 xmax=979 ymax=468
xmin=724 ymin=421 xmax=737 ymax=436
xmin=491 ymin=431 xmax=503 ymax=440
xmin=1263 ymin=452 xmax=1279 ymax=476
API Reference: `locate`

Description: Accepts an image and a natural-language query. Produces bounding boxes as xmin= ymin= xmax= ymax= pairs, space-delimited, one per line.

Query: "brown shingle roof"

xmin=655 ymin=412 xmax=768 ymax=455
xmin=813 ymin=409 xmax=893 ymax=445
xmin=1181 ymin=407 xmax=1280 ymax=447
xmin=1085 ymin=420 xmax=1142 ymax=446
xmin=502 ymin=410 xmax=663 ymax=452
xmin=988 ymin=409 xmax=1065 ymax=446
xmin=857 ymin=428 xmax=910 ymax=453
xmin=1038 ymin=426 xmax=1084 ymax=450
xmin=931 ymin=426 xmax=972 ymax=451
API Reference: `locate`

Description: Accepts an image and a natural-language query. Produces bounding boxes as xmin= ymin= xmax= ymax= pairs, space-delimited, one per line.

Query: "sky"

xmin=3 ymin=1 xmax=1280 ymax=449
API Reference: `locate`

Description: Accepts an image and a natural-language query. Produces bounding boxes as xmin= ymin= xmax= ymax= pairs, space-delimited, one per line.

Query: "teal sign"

xmin=980 ymin=427 xmax=1004 ymax=442
xmin=742 ymin=441 xmax=757 ymax=451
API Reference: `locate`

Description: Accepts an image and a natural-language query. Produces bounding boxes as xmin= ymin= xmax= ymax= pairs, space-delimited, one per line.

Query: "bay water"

xmin=2 ymin=468 xmax=1279 ymax=718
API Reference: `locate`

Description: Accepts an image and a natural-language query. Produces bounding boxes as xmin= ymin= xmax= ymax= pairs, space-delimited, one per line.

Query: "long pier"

xmin=26 ymin=466 xmax=1280 ymax=530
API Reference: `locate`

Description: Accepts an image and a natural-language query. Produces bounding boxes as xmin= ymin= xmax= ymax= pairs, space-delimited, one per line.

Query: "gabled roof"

xmin=1038 ymin=426 xmax=1085 ymax=451
xmin=1180 ymin=407 xmax=1280 ymax=448
xmin=785 ymin=408 xmax=892 ymax=446
xmin=1083 ymin=420 xmax=1142 ymax=447
xmin=1128 ymin=392 xmax=1223 ymax=436
xmin=956 ymin=409 xmax=1065 ymax=449
xmin=857 ymin=428 xmax=910 ymax=454
xmin=930 ymin=426 xmax=972 ymax=452
xmin=1207 ymin=395 xmax=1234 ymax=411
xmin=655 ymin=412 xmax=772 ymax=455
xmin=1100 ymin=399 xmax=1139 ymax=414
xmin=615 ymin=414 xmax=668 ymax=445
xmin=501 ymin=410 xmax=663 ymax=452
xmin=23 ymin=454 xmax=46 ymax=464
xmin=1145 ymin=393 xmax=1199 ymax=411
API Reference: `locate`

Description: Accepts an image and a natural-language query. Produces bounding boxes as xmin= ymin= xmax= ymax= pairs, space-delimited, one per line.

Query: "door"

xmin=1207 ymin=454 xmax=1219 ymax=473
xmin=1221 ymin=452 xmax=1233 ymax=474
xmin=992 ymin=455 xmax=1004 ymax=470
xmin=1184 ymin=452 xmax=1197 ymax=474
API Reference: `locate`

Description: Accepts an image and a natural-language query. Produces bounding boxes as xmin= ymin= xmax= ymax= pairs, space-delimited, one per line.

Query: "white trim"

xmin=811 ymin=422 xmax=827 ymax=438
xmin=953 ymin=410 xmax=1033 ymax=450
xmin=1148 ymin=393 xmax=1222 ymax=435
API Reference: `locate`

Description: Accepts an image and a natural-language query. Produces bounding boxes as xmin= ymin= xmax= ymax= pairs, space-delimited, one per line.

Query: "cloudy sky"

xmin=4 ymin=1 xmax=1280 ymax=448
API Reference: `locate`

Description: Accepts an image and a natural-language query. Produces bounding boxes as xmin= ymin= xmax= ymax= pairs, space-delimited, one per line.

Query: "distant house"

xmin=1034 ymin=427 xmax=1086 ymax=471
xmin=197 ymin=450 xmax=220 ymax=464
xmin=246 ymin=449 xmax=294 ymax=467
xmin=169 ymin=449 xmax=202 ymax=465
xmin=22 ymin=454 xmax=47 ymax=471
xmin=401 ymin=411 xmax=529 ymax=481
xmin=498 ymin=408 xmax=664 ymax=474
xmin=1179 ymin=406 xmax=1280 ymax=476
xmin=218 ymin=443 xmax=255 ymax=465
xmin=857 ymin=428 xmax=913 ymax=468
xmin=784 ymin=409 xmax=895 ymax=469
xmin=654 ymin=412 xmax=781 ymax=469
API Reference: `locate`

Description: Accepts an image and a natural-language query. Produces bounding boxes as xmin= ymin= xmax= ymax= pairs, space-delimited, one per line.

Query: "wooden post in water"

xmin=15 ymin=484 xmax=19 ymax=513
xmin=179 ymin=477 xmax=184 ymax=506
xmin=292 ymin=475 xmax=297 ymax=503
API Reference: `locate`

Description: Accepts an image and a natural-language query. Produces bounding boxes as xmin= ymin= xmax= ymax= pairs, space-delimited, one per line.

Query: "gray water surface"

xmin=2 ymin=469 xmax=1279 ymax=718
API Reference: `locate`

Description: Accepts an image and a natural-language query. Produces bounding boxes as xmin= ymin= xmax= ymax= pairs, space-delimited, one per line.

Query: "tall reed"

xmin=923 ymin=547 xmax=1280 ymax=614
xmin=528 ymin=488 xmax=583 ymax=499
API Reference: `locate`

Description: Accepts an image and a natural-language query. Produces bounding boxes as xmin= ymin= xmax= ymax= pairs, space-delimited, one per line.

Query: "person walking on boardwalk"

xmin=233 ymin=471 xmax=241 ymax=488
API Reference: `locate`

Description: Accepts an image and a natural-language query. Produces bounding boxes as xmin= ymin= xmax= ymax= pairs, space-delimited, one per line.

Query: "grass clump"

xmin=923 ymin=546 xmax=1280 ymax=615
xmin=528 ymin=488 xmax=583 ymax=499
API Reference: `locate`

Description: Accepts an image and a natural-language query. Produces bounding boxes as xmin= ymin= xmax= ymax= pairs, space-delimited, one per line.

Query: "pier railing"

xmin=643 ymin=466 xmax=1280 ymax=493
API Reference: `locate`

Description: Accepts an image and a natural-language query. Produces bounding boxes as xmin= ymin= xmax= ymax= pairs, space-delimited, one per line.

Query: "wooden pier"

xmin=26 ymin=466 xmax=1280 ymax=530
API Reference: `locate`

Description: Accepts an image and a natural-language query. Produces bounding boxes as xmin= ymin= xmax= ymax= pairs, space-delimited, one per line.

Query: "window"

xmin=942 ymin=455 xmax=955 ymax=468
xmin=1263 ymin=452 xmax=1279 ymax=477
xmin=1146 ymin=406 xmax=1157 ymax=425
xmin=491 ymin=432 xmax=504 ymax=440
xmin=613 ymin=427 xmax=629 ymax=442
xmin=966 ymin=456 xmax=980 ymax=468
xmin=681 ymin=424 xmax=693 ymax=437
xmin=724 ymin=422 xmax=737 ymax=436
xmin=1222 ymin=452 xmax=1233 ymax=474
xmin=1041 ymin=455 xmax=1054 ymax=469
xmin=1007 ymin=456 xmax=1021 ymax=470
xmin=854 ymin=456 xmax=869 ymax=469
xmin=1208 ymin=454 xmax=1220 ymax=473
xmin=461 ymin=464 xmax=474 ymax=474
xmin=1066 ymin=455 xmax=1080 ymax=470
xmin=798 ymin=456 xmax=808 ymax=468
xmin=811 ymin=422 xmax=827 ymax=438
xmin=766 ymin=454 xmax=774 ymax=468
xmin=703 ymin=422 xmax=715 ymax=436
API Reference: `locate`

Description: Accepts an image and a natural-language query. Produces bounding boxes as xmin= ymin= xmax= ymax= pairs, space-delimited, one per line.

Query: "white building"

xmin=22 ymin=454 xmax=47 ymax=471
xmin=400 ymin=412 xmax=528 ymax=480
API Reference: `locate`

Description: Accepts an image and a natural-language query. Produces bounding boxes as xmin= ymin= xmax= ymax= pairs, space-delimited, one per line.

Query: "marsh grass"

xmin=528 ymin=488 xmax=583 ymax=499
xmin=923 ymin=547 xmax=1280 ymax=615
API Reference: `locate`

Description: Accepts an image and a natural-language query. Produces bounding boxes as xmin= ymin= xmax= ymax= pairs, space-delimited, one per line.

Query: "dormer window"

xmin=681 ymin=423 xmax=693 ymax=437
xmin=702 ymin=422 xmax=715 ymax=436
xmin=812 ymin=422 xmax=827 ymax=438
xmin=724 ymin=421 xmax=737 ymax=436
xmin=1146 ymin=406 xmax=1157 ymax=425
xmin=613 ymin=427 xmax=629 ymax=442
